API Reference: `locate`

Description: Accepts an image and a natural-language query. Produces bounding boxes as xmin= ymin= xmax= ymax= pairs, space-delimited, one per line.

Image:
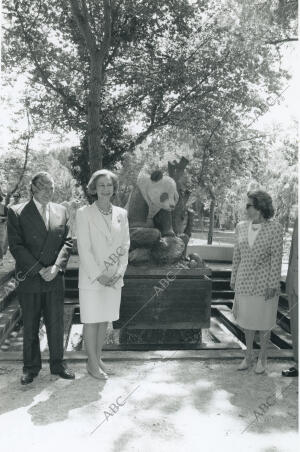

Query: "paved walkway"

xmin=0 ymin=359 xmax=298 ymax=452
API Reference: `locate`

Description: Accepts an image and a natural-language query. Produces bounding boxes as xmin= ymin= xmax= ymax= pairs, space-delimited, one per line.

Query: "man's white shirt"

xmin=33 ymin=197 xmax=49 ymax=230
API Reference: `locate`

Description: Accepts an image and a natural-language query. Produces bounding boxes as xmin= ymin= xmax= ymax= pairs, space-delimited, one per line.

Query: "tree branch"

xmin=70 ymin=0 xmax=112 ymax=81
xmin=69 ymin=0 xmax=98 ymax=54
xmin=14 ymin=1 xmax=85 ymax=115
xmin=25 ymin=0 xmax=43 ymax=34
xmin=222 ymin=134 xmax=267 ymax=147
xmin=266 ymin=37 xmax=298 ymax=45
xmin=206 ymin=185 xmax=215 ymax=201
xmin=103 ymin=3 xmax=131 ymax=70
xmin=100 ymin=0 xmax=112 ymax=59
xmin=128 ymin=123 xmax=157 ymax=151
xmin=128 ymin=83 xmax=216 ymax=152
xmin=198 ymin=142 xmax=208 ymax=183
xmin=6 ymin=108 xmax=31 ymax=205
xmin=160 ymin=50 xmax=231 ymax=124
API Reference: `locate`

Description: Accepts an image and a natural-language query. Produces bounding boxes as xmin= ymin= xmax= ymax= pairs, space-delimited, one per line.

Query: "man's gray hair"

xmin=30 ymin=172 xmax=54 ymax=195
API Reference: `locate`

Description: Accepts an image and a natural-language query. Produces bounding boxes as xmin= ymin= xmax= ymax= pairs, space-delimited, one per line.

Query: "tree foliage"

xmin=0 ymin=148 xmax=84 ymax=203
xmin=3 ymin=0 xmax=297 ymax=193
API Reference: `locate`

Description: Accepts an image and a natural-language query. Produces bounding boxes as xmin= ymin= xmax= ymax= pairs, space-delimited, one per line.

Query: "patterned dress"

xmin=231 ymin=220 xmax=283 ymax=330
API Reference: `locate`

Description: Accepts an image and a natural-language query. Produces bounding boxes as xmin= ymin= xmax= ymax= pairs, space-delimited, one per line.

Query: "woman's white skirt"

xmin=233 ymin=292 xmax=279 ymax=330
xmin=79 ymin=287 xmax=122 ymax=323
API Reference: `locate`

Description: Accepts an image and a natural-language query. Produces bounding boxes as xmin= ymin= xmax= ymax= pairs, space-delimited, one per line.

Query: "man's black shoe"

xmin=21 ymin=372 xmax=37 ymax=385
xmin=51 ymin=368 xmax=75 ymax=379
xmin=282 ymin=367 xmax=298 ymax=377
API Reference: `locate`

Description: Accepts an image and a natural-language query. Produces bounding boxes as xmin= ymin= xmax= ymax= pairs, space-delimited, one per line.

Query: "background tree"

xmin=117 ymin=114 xmax=297 ymax=242
xmin=0 ymin=148 xmax=84 ymax=203
xmin=263 ymin=122 xmax=298 ymax=230
xmin=3 ymin=0 xmax=297 ymax=194
xmin=0 ymin=95 xmax=33 ymax=204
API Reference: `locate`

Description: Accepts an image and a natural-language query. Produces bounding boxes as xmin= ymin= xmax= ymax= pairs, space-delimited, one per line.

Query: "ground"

xmin=0 ymin=358 xmax=298 ymax=452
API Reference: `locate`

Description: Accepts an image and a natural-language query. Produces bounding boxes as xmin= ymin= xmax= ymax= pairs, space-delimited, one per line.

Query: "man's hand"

xmin=264 ymin=288 xmax=277 ymax=301
xmin=39 ymin=265 xmax=59 ymax=282
xmin=39 ymin=268 xmax=48 ymax=280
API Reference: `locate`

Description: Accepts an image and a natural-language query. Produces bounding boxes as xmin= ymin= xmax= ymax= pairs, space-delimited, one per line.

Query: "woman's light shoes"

xmin=99 ymin=359 xmax=115 ymax=375
xmin=237 ymin=355 xmax=253 ymax=371
xmin=86 ymin=362 xmax=108 ymax=380
xmin=237 ymin=355 xmax=266 ymax=373
xmin=254 ymin=359 xmax=266 ymax=374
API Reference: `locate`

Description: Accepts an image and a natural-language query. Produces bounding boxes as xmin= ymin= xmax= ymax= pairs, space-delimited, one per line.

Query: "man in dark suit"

xmin=7 ymin=172 xmax=75 ymax=384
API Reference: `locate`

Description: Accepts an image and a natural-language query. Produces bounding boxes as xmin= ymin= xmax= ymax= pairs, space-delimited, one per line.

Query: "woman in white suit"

xmin=76 ymin=170 xmax=130 ymax=379
xmin=230 ymin=190 xmax=283 ymax=374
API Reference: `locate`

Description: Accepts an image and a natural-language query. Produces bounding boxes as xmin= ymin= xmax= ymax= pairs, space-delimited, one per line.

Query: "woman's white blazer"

xmin=76 ymin=203 xmax=130 ymax=290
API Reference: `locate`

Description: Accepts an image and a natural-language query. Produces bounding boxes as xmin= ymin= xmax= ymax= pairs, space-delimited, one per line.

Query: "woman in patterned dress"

xmin=230 ymin=190 xmax=283 ymax=374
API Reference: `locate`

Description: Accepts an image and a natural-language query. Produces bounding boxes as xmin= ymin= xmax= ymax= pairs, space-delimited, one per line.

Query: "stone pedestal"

xmin=113 ymin=265 xmax=212 ymax=346
xmin=119 ymin=328 xmax=202 ymax=346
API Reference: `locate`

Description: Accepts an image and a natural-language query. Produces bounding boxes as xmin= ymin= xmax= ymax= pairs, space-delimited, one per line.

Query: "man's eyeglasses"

xmin=246 ymin=203 xmax=254 ymax=209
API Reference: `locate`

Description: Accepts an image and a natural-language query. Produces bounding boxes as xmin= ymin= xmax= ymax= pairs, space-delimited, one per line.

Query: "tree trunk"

xmin=198 ymin=201 xmax=205 ymax=232
xmin=193 ymin=198 xmax=204 ymax=231
xmin=88 ymin=53 xmax=103 ymax=174
xmin=70 ymin=0 xmax=112 ymax=175
xmin=207 ymin=198 xmax=215 ymax=245
xmin=168 ymin=157 xmax=192 ymax=235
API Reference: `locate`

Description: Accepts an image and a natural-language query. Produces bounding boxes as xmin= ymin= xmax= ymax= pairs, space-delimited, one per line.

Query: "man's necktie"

xmin=41 ymin=204 xmax=48 ymax=230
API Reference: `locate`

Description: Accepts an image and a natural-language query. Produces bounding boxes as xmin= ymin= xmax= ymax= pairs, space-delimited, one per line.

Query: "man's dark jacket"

xmin=7 ymin=199 xmax=73 ymax=293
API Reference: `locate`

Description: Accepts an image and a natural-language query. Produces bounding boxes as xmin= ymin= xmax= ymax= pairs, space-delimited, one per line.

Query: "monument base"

xmin=119 ymin=328 xmax=202 ymax=345
xmin=113 ymin=264 xmax=212 ymax=346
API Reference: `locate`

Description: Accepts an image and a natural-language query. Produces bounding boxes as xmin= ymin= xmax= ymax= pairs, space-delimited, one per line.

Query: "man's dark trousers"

xmin=20 ymin=291 xmax=64 ymax=374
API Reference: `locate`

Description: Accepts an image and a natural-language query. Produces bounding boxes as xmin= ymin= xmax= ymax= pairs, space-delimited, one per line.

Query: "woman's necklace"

xmin=96 ymin=202 xmax=112 ymax=241
xmin=96 ymin=202 xmax=112 ymax=215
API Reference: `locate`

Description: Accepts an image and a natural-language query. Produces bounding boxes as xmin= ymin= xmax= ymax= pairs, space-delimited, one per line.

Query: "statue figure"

xmin=126 ymin=158 xmax=204 ymax=268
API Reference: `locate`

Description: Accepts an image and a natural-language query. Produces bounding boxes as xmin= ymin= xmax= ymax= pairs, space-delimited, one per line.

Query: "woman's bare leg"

xmin=244 ymin=329 xmax=255 ymax=359
xmin=96 ymin=322 xmax=114 ymax=374
xmin=258 ymin=330 xmax=271 ymax=364
xmin=238 ymin=329 xmax=255 ymax=370
xmin=96 ymin=322 xmax=108 ymax=360
xmin=83 ymin=323 xmax=101 ymax=375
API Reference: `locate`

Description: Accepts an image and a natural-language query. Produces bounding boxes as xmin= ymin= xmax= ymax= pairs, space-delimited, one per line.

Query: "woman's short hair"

xmin=247 ymin=190 xmax=275 ymax=219
xmin=87 ymin=169 xmax=118 ymax=198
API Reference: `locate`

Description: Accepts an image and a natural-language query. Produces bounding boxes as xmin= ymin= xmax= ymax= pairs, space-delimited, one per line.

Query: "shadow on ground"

xmin=0 ymin=359 xmax=298 ymax=452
